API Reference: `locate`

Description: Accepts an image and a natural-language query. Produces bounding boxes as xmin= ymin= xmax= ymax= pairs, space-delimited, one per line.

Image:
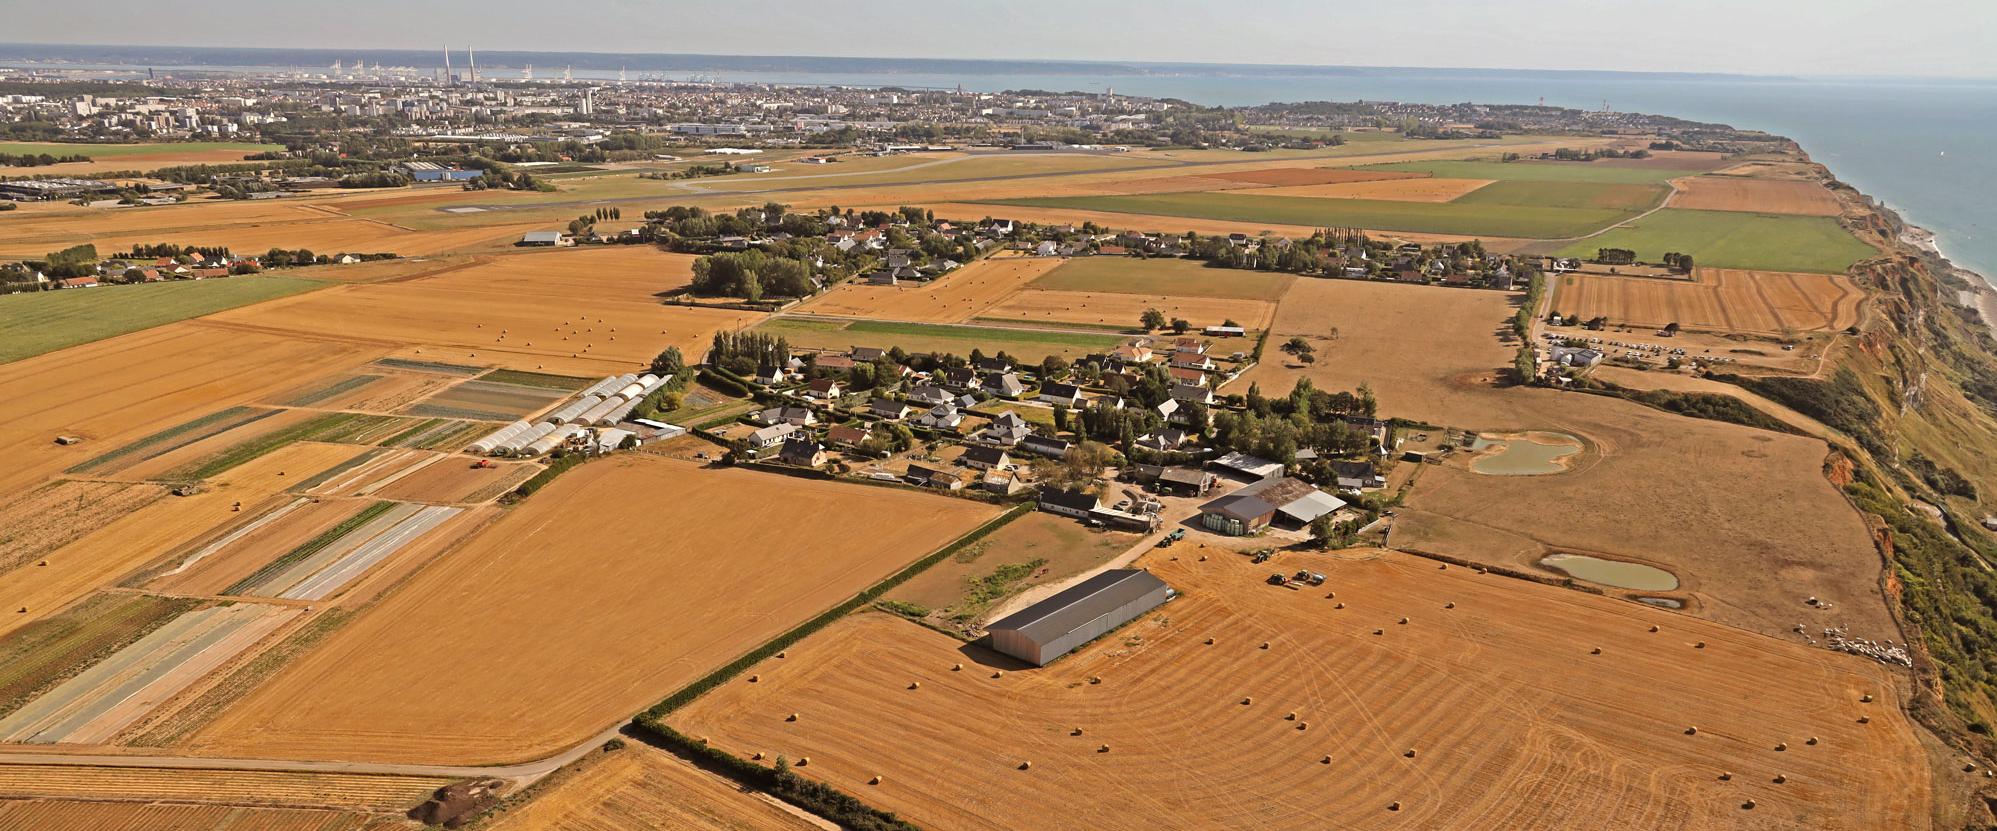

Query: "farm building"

xmin=518 ymin=231 xmax=572 ymax=247
xmin=986 ymin=569 xmax=1173 ymax=666
xmin=1199 ymin=493 xmax=1278 ymax=536
xmin=1038 ymin=488 xmax=1100 ymax=519
xmin=1199 ymin=477 xmax=1346 ymax=535
xmin=1211 ymin=451 xmax=1284 ymax=481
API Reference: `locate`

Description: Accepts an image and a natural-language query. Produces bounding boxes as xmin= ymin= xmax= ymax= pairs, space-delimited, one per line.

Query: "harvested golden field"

xmin=1712 ymin=161 xmax=1822 ymax=181
xmin=0 ymin=799 xmax=402 ymax=831
xmin=1254 ymin=177 xmax=1496 ymax=202
xmin=188 ymin=456 xmax=1000 ymax=764
xmin=484 ymin=744 xmax=820 ymax=831
xmin=0 ymin=197 xmax=539 ymax=260
xmin=1397 ymin=388 xmax=1895 ymax=640
xmin=0 ymin=321 xmax=381 ymax=497
xmin=1667 ymin=177 xmax=1844 ymax=216
xmin=0 ymin=442 xmax=366 ymax=641
xmin=791 ymin=256 xmax=1063 ymax=322
xmin=372 ymin=454 xmax=536 ymax=504
xmin=981 ymin=289 xmax=1276 ymax=331
xmin=674 ymin=551 xmax=1933 ymax=831
xmin=0 ymin=765 xmax=450 ymax=811
xmin=0 ymin=141 xmax=277 ymax=176
xmin=1551 ymin=268 xmax=1862 ymax=335
xmin=0 ymin=480 xmax=167 ymax=574
xmin=200 ymin=246 xmax=762 ymax=375
xmin=1199 ymin=167 xmax=1424 ymax=187
xmin=1243 ymin=278 xmax=1520 ymax=426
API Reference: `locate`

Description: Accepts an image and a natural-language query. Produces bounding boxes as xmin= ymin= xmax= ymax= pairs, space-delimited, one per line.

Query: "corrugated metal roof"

xmin=988 ymin=569 xmax=1167 ymax=644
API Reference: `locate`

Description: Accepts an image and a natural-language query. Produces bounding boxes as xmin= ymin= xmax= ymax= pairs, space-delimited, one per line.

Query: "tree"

xmin=1309 ymin=513 xmax=1340 ymax=550
xmin=1053 ymin=404 xmax=1070 ymax=434
xmin=649 ymin=346 xmax=685 ymax=376
xmin=1140 ymin=308 xmax=1167 ymax=331
xmin=1170 ymin=318 xmax=1191 ymax=334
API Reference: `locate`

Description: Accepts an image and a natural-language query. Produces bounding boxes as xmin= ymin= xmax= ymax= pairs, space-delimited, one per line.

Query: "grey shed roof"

xmin=522 ymin=230 xmax=563 ymax=242
xmin=987 ymin=569 xmax=1168 ymax=644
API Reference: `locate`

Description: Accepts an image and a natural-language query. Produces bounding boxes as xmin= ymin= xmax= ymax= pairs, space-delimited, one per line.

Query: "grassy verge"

xmin=223 ymin=501 xmax=396 ymax=595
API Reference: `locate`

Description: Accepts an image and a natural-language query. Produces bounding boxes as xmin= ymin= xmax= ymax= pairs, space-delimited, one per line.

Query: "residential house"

xmin=826 ymin=424 xmax=872 ymax=450
xmin=1171 ymin=350 xmax=1215 ymax=371
xmin=1037 ymin=381 xmax=1084 ymax=408
xmin=943 ymin=367 xmax=978 ymax=391
xmin=906 ymin=463 xmax=963 ymax=490
xmin=815 ymin=354 xmax=856 ymax=371
xmin=1168 ymin=367 xmax=1208 ymax=387
xmin=983 ymin=372 xmax=1027 ymax=399
xmin=961 ymin=445 xmax=1012 ymax=471
xmin=974 ymin=356 xmax=1014 ymax=373
xmin=778 ymin=435 xmax=827 ymax=467
xmin=803 ymin=378 xmax=844 ymax=400
xmin=746 ymin=423 xmax=800 ymax=450
xmin=913 ymin=403 xmax=965 ymax=431
xmin=1136 ymin=427 xmax=1191 ymax=452
xmin=868 ymin=398 xmax=913 ymax=420
xmin=752 ymin=364 xmax=787 ymax=386
xmin=753 ymin=406 xmax=817 ymax=427
xmin=1171 ymin=384 xmax=1214 ymax=405
xmin=1020 ymin=434 xmax=1072 ymax=458
xmin=907 ymin=385 xmax=952 ymax=406
xmin=851 ymin=346 xmax=887 ymax=362
xmin=1329 ymin=459 xmax=1386 ymax=491
xmin=973 ymin=411 xmax=1031 ymax=446
xmin=1112 ymin=343 xmax=1154 ymax=363
xmin=1034 ymin=240 xmax=1059 ymax=257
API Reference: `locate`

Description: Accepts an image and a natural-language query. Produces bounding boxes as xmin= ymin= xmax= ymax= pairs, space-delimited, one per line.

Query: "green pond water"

xmin=1539 ymin=552 xmax=1681 ymax=592
xmin=1470 ymin=433 xmax=1582 ymax=476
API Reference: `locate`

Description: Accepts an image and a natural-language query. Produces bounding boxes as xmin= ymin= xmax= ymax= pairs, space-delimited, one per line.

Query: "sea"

xmin=4 ymin=46 xmax=1992 ymax=280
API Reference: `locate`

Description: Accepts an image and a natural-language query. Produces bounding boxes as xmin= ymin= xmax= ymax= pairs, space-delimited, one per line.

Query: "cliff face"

xmin=1764 ymin=165 xmax=1997 ymax=759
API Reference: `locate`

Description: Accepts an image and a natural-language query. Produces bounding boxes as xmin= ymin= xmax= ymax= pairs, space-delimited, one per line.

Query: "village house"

xmin=914 ymin=403 xmax=964 ymax=430
xmin=973 ymin=411 xmax=1031 ymax=446
xmin=803 ymin=378 xmax=844 ymax=400
xmin=826 ymin=424 xmax=872 ymax=450
xmin=1020 ymin=434 xmax=1072 ymax=458
xmin=868 ymin=398 xmax=913 ymax=420
xmin=753 ymin=406 xmax=818 ymax=427
xmin=983 ymin=372 xmax=1027 ymax=399
xmin=746 ymin=422 xmax=800 ymax=450
xmin=1171 ymin=383 xmax=1214 ymax=405
xmin=778 ymin=435 xmax=827 ymax=467
xmin=907 ymin=384 xmax=952 ymax=406
xmin=906 ymin=463 xmax=963 ymax=490
xmin=961 ymin=445 xmax=1012 ymax=471
xmin=1037 ymin=381 xmax=1085 ymax=408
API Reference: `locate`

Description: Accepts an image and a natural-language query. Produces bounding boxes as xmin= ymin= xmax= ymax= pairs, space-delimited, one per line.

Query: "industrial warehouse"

xmin=986 ymin=569 xmax=1173 ymax=666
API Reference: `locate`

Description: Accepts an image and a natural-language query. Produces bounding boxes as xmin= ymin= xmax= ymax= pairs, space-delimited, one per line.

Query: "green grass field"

xmin=980 ymin=192 xmax=1634 ymax=239
xmin=0 ymin=140 xmax=282 ymax=159
xmin=0 ymin=275 xmax=325 ymax=365
xmin=1029 ymin=256 xmax=1292 ymax=301
xmin=1554 ymin=209 xmax=1876 ymax=274
xmin=1452 ymin=180 xmax=1670 ymax=212
xmin=760 ymin=317 xmax=1123 ymax=362
xmin=1361 ymin=159 xmax=1694 ymax=185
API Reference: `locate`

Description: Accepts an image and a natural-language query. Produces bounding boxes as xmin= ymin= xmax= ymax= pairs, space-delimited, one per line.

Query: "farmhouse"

xmin=986 ymin=569 xmax=1173 ymax=666
xmin=906 ymin=463 xmax=963 ymax=490
xmin=907 ymin=385 xmax=952 ymax=406
xmin=1038 ymin=488 xmax=1101 ymax=519
xmin=1156 ymin=466 xmax=1218 ymax=496
xmin=1329 ymin=460 xmax=1385 ymax=491
xmin=961 ymin=445 xmax=1012 ymax=471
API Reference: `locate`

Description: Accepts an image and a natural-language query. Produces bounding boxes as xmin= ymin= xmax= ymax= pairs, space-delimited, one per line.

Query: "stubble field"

xmin=791 ymin=255 xmax=1063 ymax=322
xmin=673 ymin=551 xmax=1933 ymax=830
xmin=186 ymin=455 xmax=1000 ymax=764
xmin=1666 ymin=177 xmax=1844 ymax=216
xmin=1551 ymin=268 xmax=1863 ymax=335
xmin=484 ymin=744 xmax=821 ymax=831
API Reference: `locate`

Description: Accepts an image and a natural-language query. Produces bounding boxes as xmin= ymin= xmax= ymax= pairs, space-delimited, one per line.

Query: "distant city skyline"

xmin=3 ymin=0 xmax=1993 ymax=80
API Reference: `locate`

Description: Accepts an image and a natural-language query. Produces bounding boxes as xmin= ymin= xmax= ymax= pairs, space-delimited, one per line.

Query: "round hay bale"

xmin=748 ymin=675 xmax=759 ymax=683
xmin=786 ymin=713 xmax=799 ymax=722
xmin=1404 ymin=749 xmax=1417 ymax=758
xmin=870 ymin=775 xmax=882 ymax=785
xmin=1860 ymin=693 xmax=1873 ymax=703
xmin=1742 ymin=799 xmax=1756 ymax=810
xmin=1372 ymin=628 xmax=1384 ymax=635
xmin=909 ymin=681 xmax=921 ymax=690
xmin=1806 ymin=736 xmax=1818 ymax=746
xmin=1326 ymin=591 xmax=1336 ymax=599
xmin=1444 ymin=602 xmax=1455 ymax=609
xmin=1718 ymin=771 xmax=1731 ymax=781
xmin=1772 ymin=773 xmax=1786 ymax=784
xmin=1260 ymin=642 xmax=1271 ymax=650
xmin=1205 ymin=637 xmax=1215 ymax=645
xmin=1242 ymin=697 xmax=1254 ymax=705
xmin=697 ymin=736 xmax=709 ymax=745
xmin=953 ymin=663 xmax=963 ymax=671
xmin=1590 ymin=647 xmax=1601 ymax=655
xmin=1089 ymin=676 xmax=1102 ymax=685
xmin=1694 ymin=641 xmax=1707 ymax=649
xmin=1399 ymin=617 xmax=1409 ymax=625
xmin=752 ymin=751 xmax=764 ymax=760
xmin=1775 ymin=742 xmax=1787 ymax=751
xmin=1335 ymin=602 xmax=1346 ymax=609
xmin=1018 ymin=760 xmax=1032 ymax=770
xmin=1321 ymin=755 xmax=1332 ymax=764
xmin=1388 ymin=801 xmax=1402 ymax=812
xmin=992 ymin=670 xmax=1004 ymax=679
xmin=1649 ymin=624 xmax=1660 ymax=633
xmin=1286 ymin=712 xmax=1297 ymax=721
xmin=1072 ymin=727 xmax=1084 ymax=736
xmin=777 ymin=651 xmax=787 ymax=659
xmin=1685 ymin=726 xmax=1698 ymax=735
xmin=1857 ymin=716 xmax=1871 ymax=724
xmin=1297 ymin=721 xmax=1309 ymax=731
xmin=1097 ymin=744 xmax=1110 ymax=753
xmin=797 ymin=757 xmax=810 ymax=767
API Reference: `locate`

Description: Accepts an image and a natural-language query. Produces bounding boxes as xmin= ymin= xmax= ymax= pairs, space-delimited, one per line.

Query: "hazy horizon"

xmin=3 ymin=0 xmax=1993 ymax=81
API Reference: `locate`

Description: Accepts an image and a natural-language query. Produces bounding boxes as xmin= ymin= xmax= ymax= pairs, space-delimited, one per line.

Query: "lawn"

xmin=1554 ymin=208 xmax=1876 ymax=274
xmin=0 ymin=275 xmax=326 ymax=365
xmin=1029 ymin=256 xmax=1292 ymax=301
xmin=759 ymin=317 xmax=1123 ymax=361
xmin=979 ymin=192 xmax=1634 ymax=239
xmin=0 ymin=140 xmax=283 ymax=159
xmin=1361 ymin=159 xmax=1693 ymax=185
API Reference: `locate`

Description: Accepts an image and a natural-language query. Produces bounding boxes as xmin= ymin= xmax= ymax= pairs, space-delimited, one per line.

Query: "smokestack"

xmin=468 ymin=47 xmax=477 ymax=84
xmin=444 ymin=46 xmax=453 ymax=86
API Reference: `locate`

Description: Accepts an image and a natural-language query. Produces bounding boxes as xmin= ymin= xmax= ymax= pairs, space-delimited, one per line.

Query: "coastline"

xmin=1899 ymin=223 xmax=1997 ymax=333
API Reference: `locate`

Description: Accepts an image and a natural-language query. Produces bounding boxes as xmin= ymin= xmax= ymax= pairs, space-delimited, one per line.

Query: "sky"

xmin=4 ymin=0 xmax=1993 ymax=79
